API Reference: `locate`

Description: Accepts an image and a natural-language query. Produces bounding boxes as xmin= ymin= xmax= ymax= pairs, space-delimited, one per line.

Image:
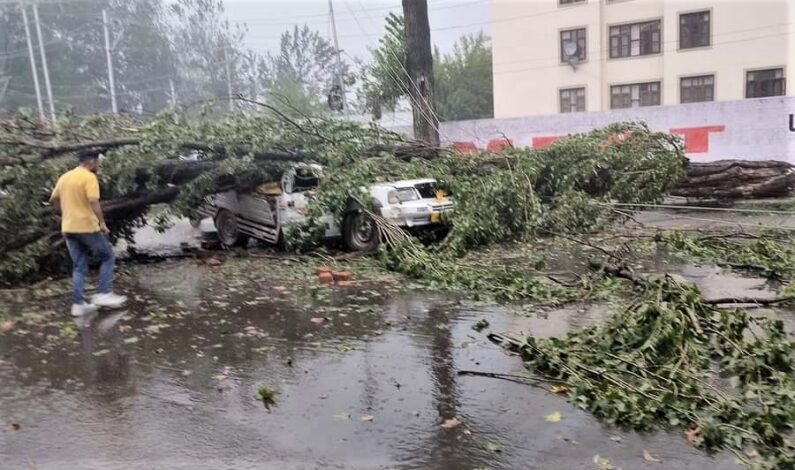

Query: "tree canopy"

xmin=360 ymin=13 xmax=493 ymax=122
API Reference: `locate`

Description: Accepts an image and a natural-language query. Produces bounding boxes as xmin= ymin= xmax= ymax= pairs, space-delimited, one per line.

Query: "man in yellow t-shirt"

xmin=50 ymin=151 xmax=127 ymax=316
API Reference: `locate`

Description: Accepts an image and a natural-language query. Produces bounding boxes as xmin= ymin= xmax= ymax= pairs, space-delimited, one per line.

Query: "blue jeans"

xmin=64 ymin=233 xmax=115 ymax=305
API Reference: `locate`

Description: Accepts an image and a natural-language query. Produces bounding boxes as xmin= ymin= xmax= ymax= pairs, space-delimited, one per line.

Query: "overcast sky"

xmin=223 ymin=0 xmax=491 ymax=62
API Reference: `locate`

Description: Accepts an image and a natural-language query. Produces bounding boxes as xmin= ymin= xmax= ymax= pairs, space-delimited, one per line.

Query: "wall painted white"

xmin=394 ymin=97 xmax=795 ymax=162
xmin=491 ymin=0 xmax=793 ymax=117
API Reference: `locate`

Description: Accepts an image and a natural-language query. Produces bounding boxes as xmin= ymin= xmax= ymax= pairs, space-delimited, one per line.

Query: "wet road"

xmin=0 ymin=256 xmax=743 ymax=470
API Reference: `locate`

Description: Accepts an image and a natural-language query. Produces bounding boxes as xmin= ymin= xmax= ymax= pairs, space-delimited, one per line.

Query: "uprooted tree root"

xmin=488 ymin=270 xmax=795 ymax=469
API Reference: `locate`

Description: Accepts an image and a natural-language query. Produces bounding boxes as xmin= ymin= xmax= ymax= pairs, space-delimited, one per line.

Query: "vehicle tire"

xmin=214 ymin=209 xmax=249 ymax=248
xmin=343 ymin=211 xmax=380 ymax=252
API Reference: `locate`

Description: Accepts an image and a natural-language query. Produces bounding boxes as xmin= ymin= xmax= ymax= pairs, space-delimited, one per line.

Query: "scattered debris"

xmin=257 ymin=385 xmax=278 ymax=409
xmin=545 ymin=412 xmax=562 ymax=423
xmin=333 ymin=412 xmax=351 ymax=421
xmin=332 ymin=271 xmax=353 ymax=282
xmin=642 ymin=449 xmax=661 ymax=463
xmin=471 ymin=319 xmax=489 ymax=332
xmin=360 ymin=414 xmax=374 ymax=422
xmin=593 ymin=455 xmax=617 ymax=470
xmin=481 ymin=439 xmax=502 ymax=453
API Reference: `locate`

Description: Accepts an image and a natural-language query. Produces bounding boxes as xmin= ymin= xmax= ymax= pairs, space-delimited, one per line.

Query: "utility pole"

xmin=169 ymin=79 xmax=177 ymax=109
xmin=328 ymin=0 xmax=347 ymax=112
xmin=102 ymin=9 xmax=118 ymax=113
xmin=32 ymin=3 xmax=56 ymax=123
xmin=20 ymin=5 xmax=45 ymax=121
xmin=223 ymin=43 xmax=234 ymax=112
xmin=401 ymin=0 xmax=439 ymax=146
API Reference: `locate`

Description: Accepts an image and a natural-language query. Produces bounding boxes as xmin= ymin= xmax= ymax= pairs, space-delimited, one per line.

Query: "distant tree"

xmin=261 ymin=25 xmax=355 ymax=116
xmin=358 ymin=13 xmax=407 ymax=120
xmin=360 ymin=14 xmax=493 ymax=122
xmin=0 ymin=0 xmax=175 ymax=115
xmin=433 ymin=32 xmax=493 ymax=121
xmin=167 ymin=0 xmax=247 ymax=108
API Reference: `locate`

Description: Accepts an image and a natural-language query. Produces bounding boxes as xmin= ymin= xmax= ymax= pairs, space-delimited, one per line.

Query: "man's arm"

xmin=85 ymin=174 xmax=108 ymax=234
xmin=49 ymin=179 xmax=61 ymax=213
xmin=90 ymin=201 xmax=109 ymax=235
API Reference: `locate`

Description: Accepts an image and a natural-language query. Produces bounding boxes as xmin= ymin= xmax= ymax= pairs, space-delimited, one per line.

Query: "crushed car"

xmin=197 ymin=164 xmax=453 ymax=252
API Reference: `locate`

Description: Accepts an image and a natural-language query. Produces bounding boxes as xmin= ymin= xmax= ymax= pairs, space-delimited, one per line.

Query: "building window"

xmin=746 ymin=68 xmax=786 ymax=98
xmin=560 ymin=87 xmax=586 ymax=113
xmin=609 ymin=20 xmax=661 ymax=58
xmin=680 ymin=11 xmax=710 ymax=49
xmin=680 ymin=75 xmax=714 ymax=103
xmin=610 ymin=82 xmax=661 ymax=109
xmin=560 ymin=28 xmax=587 ymax=62
xmin=559 ymin=0 xmax=585 ymax=5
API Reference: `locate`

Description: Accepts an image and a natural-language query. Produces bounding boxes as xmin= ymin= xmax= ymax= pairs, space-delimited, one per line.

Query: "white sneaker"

xmin=71 ymin=303 xmax=98 ymax=317
xmin=91 ymin=292 xmax=128 ymax=309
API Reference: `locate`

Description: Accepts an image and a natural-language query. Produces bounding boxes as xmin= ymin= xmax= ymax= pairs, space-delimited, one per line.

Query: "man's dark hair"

xmin=77 ymin=149 xmax=101 ymax=162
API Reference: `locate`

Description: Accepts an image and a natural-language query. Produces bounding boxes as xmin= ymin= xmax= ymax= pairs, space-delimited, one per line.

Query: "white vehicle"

xmin=198 ymin=164 xmax=453 ymax=252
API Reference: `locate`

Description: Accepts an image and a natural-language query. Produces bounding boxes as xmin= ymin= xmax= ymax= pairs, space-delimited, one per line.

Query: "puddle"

xmin=0 ymin=258 xmax=741 ymax=470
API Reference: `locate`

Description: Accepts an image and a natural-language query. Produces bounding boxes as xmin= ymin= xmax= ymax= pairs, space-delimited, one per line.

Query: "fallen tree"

xmin=0 ymin=109 xmax=689 ymax=285
xmin=675 ymin=160 xmax=795 ymax=199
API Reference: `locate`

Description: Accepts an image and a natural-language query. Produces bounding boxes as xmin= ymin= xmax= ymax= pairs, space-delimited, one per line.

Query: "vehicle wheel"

xmin=343 ymin=212 xmax=380 ymax=252
xmin=214 ymin=209 xmax=249 ymax=247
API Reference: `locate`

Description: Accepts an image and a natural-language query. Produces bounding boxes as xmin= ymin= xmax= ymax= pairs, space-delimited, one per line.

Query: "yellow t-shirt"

xmin=50 ymin=166 xmax=101 ymax=233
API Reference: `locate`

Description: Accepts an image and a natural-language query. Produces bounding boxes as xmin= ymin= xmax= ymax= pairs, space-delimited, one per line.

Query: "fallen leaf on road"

xmin=643 ymin=449 xmax=661 ymax=463
xmin=411 ymin=410 xmax=420 ymax=417
xmin=310 ymin=317 xmax=325 ymax=324
xmin=684 ymin=424 xmax=701 ymax=444
xmin=482 ymin=439 xmax=502 ymax=453
xmin=333 ymin=412 xmax=351 ymax=421
xmin=463 ymin=429 xmax=472 ymax=436
xmin=92 ymin=349 xmax=109 ymax=357
xmin=550 ymin=385 xmax=567 ymax=394
xmin=124 ymin=337 xmax=140 ymax=344
xmin=361 ymin=415 xmax=374 ymax=422
xmin=593 ymin=455 xmax=616 ymax=470
xmin=272 ymin=286 xmax=287 ymax=292
xmin=212 ymin=373 xmax=228 ymax=381
xmin=545 ymin=411 xmax=562 ymax=423
xmin=440 ymin=417 xmax=461 ymax=429
xmin=0 ymin=319 xmax=15 ymax=333
xmin=6 ymin=423 xmax=20 ymax=432
xmin=744 ymin=448 xmax=759 ymax=459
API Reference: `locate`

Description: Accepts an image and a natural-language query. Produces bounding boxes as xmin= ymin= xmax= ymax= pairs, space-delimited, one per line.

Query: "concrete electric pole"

xmin=102 ymin=9 xmax=118 ymax=113
xmin=401 ymin=0 xmax=439 ymax=146
xmin=224 ymin=43 xmax=234 ymax=112
xmin=32 ymin=3 xmax=56 ymax=123
xmin=328 ymin=0 xmax=348 ymax=113
xmin=20 ymin=5 xmax=45 ymax=121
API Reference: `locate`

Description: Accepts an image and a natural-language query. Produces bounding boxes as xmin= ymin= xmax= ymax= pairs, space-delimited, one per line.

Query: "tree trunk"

xmin=402 ymin=0 xmax=440 ymax=146
xmin=674 ymin=160 xmax=795 ymax=199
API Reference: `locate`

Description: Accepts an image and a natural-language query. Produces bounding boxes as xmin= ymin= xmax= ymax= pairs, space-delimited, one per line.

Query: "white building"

xmin=491 ymin=0 xmax=795 ymax=118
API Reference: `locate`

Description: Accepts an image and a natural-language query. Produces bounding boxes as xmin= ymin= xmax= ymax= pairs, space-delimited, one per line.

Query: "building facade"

xmin=491 ymin=0 xmax=795 ymax=118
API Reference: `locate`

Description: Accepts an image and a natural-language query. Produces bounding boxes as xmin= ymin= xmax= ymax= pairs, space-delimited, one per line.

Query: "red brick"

xmin=332 ymin=271 xmax=353 ymax=282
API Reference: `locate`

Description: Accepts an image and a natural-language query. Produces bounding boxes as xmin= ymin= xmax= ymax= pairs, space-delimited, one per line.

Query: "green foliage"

xmin=359 ymin=13 xmax=407 ymax=119
xmin=261 ymin=25 xmax=355 ymax=116
xmin=433 ymin=32 xmax=494 ymax=121
xmin=656 ymin=231 xmax=795 ymax=279
xmin=360 ymin=15 xmax=493 ymax=121
xmin=505 ymin=276 xmax=795 ymax=468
